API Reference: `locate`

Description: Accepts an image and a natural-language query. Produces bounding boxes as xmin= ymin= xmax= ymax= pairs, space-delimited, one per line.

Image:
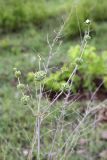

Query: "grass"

xmin=1 ymin=22 xmax=107 ymax=84
xmin=63 ymin=0 xmax=107 ymax=37
xmin=0 ymin=0 xmax=72 ymax=32
xmin=1 ymin=84 xmax=107 ymax=159
xmin=1 ymin=0 xmax=107 ymax=159
xmin=0 ymin=85 xmax=34 ymax=160
xmin=90 ymin=22 xmax=107 ymax=50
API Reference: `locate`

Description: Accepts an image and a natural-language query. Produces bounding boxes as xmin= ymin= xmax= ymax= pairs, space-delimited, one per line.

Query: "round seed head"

xmin=15 ymin=70 xmax=21 ymax=78
xmin=17 ymin=83 xmax=25 ymax=90
xmin=75 ymin=58 xmax=83 ymax=65
xmin=34 ymin=71 xmax=46 ymax=82
xmin=21 ymin=95 xmax=29 ymax=105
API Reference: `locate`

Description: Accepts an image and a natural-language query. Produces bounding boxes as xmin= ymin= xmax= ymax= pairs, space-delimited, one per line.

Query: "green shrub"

xmin=0 ymin=0 xmax=48 ymax=31
xmin=69 ymin=45 xmax=105 ymax=90
xmin=44 ymin=45 xmax=107 ymax=92
xmin=44 ymin=65 xmax=72 ymax=92
xmin=0 ymin=0 xmax=107 ymax=34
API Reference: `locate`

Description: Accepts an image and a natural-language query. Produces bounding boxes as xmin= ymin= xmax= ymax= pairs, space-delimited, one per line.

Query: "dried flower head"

xmin=75 ymin=58 xmax=83 ymax=65
xmin=21 ymin=95 xmax=29 ymax=105
xmin=17 ymin=83 xmax=25 ymax=90
xmin=34 ymin=71 xmax=46 ymax=82
xmin=15 ymin=70 xmax=21 ymax=78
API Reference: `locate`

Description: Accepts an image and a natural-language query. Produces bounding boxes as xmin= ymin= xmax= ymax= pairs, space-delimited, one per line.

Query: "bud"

xmin=85 ymin=19 xmax=91 ymax=25
xmin=75 ymin=58 xmax=83 ymax=65
xmin=21 ymin=95 xmax=29 ymax=105
xmin=17 ymin=83 xmax=25 ymax=90
xmin=34 ymin=71 xmax=46 ymax=82
xmin=15 ymin=70 xmax=21 ymax=78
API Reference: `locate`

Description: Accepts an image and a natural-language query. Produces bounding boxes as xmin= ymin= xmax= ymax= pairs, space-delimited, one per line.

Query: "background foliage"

xmin=1 ymin=0 xmax=107 ymax=159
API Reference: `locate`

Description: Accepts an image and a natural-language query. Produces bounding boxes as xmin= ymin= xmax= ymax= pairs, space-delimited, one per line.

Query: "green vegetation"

xmin=64 ymin=0 xmax=107 ymax=37
xmin=44 ymin=45 xmax=107 ymax=92
xmin=1 ymin=0 xmax=107 ymax=37
xmin=1 ymin=0 xmax=107 ymax=159
xmin=0 ymin=0 xmax=71 ymax=32
xmin=1 ymin=85 xmax=107 ymax=159
xmin=0 ymin=0 xmax=48 ymax=31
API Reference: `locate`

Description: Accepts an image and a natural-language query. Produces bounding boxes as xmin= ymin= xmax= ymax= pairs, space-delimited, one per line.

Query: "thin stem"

xmin=37 ymin=83 xmax=42 ymax=160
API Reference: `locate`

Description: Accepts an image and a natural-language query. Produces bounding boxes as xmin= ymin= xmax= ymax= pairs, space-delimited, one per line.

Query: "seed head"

xmin=75 ymin=58 xmax=83 ymax=65
xmin=21 ymin=95 xmax=29 ymax=105
xmin=17 ymin=83 xmax=25 ymax=90
xmin=34 ymin=71 xmax=46 ymax=82
xmin=15 ymin=70 xmax=21 ymax=78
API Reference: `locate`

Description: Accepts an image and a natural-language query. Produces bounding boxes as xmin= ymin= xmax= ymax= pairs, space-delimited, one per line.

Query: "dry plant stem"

xmin=46 ymin=0 xmax=88 ymax=71
xmin=28 ymin=58 xmax=43 ymax=160
xmin=48 ymin=91 xmax=72 ymax=158
xmin=43 ymin=0 xmax=89 ymax=115
xmin=43 ymin=94 xmax=81 ymax=123
xmin=49 ymin=64 xmax=81 ymax=159
xmin=29 ymin=26 xmax=89 ymax=159
xmin=44 ymin=64 xmax=78 ymax=115
xmin=50 ymin=72 xmax=80 ymax=157
xmin=17 ymin=78 xmax=36 ymax=160
xmin=45 ymin=28 xmax=88 ymax=115
xmin=87 ymin=81 xmax=104 ymax=110
xmin=37 ymin=117 xmax=40 ymax=160
xmin=59 ymin=100 xmax=107 ymax=160
xmin=62 ymin=118 xmax=97 ymax=160
xmin=28 ymin=122 xmax=37 ymax=160
xmin=36 ymin=83 xmax=42 ymax=160
xmin=28 ymin=2 xmax=90 ymax=158
xmin=46 ymin=30 xmax=62 ymax=71
xmin=50 ymin=92 xmax=76 ymax=159
xmin=48 ymin=26 xmax=90 ymax=159
xmin=46 ymin=0 xmax=78 ymax=70
xmin=62 ymin=82 xmax=105 ymax=156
